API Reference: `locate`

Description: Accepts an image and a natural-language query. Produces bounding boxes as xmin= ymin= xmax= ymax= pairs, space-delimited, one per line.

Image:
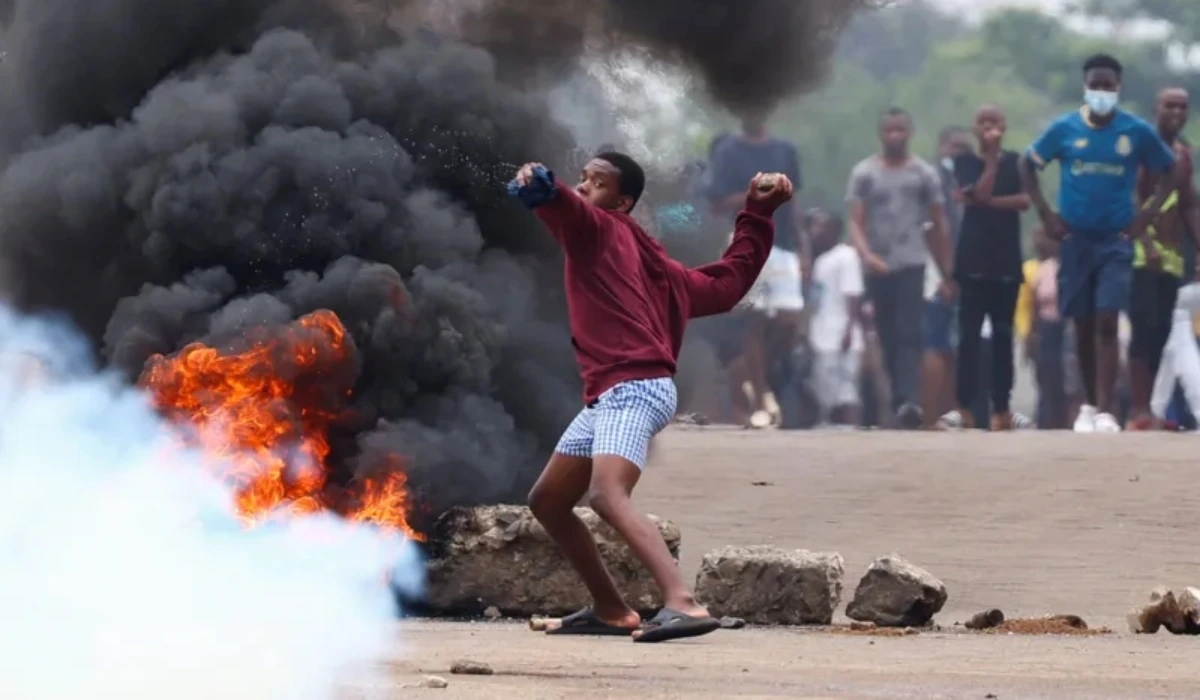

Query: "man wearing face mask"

xmin=1020 ymin=54 xmax=1178 ymax=433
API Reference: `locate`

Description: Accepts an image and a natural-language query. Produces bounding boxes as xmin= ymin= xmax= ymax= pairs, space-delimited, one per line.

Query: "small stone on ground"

xmin=450 ymin=659 xmax=494 ymax=675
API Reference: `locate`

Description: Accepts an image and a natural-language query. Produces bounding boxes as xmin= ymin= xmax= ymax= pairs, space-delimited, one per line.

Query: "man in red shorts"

xmin=510 ymin=153 xmax=791 ymax=642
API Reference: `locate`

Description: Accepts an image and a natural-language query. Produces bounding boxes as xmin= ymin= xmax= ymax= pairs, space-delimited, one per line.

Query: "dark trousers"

xmin=972 ymin=337 xmax=993 ymax=427
xmin=1128 ymin=268 xmax=1179 ymax=377
xmin=1035 ymin=318 xmax=1067 ymax=429
xmin=866 ymin=265 xmax=924 ymax=409
xmin=956 ymin=278 xmax=1019 ymax=414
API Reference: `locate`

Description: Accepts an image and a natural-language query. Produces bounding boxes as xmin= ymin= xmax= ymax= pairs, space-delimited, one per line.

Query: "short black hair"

xmin=879 ymin=106 xmax=911 ymax=126
xmin=1083 ymin=54 xmax=1122 ymax=77
xmin=938 ymin=125 xmax=968 ymax=143
xmin=595 ymin=151 xmax=646 ymax=209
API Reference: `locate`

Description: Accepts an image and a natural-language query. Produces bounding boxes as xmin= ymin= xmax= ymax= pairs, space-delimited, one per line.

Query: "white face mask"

xmin=1084 ymin=89 xmax=1119 ymax=116
xmin=941 ymin=156 xmax=954 ymax=171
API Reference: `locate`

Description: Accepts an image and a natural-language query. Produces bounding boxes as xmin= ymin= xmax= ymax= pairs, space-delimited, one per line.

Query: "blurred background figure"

xmin=634 ymin=0 xmax=1200 ymax=431
xmin=808 ymin=210 xmax=865 ymax=426
xmin=1020 ymin=227 xmax=1072 ymax=429
xmin=848 ymin=107 xmax=953 ymax=429
xmin=921 ymin=125 xmax=972 ymax=428
xmin=706 ymin=111 xmax=805 ymax=428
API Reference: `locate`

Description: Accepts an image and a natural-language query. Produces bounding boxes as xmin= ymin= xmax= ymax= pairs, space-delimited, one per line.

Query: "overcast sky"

xmin=927 ymin=0 xmax=1068 ymax=17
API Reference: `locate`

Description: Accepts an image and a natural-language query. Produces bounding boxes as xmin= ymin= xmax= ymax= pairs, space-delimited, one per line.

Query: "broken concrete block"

xmin=422 ymin=505 xmax=677 ymax=616
xmin=694 ymin=545 xmax=844 ymax=625
xmin=846 ymin=554 xmax=947 ymax=627
xmin=1128 ymin=586 xmax=1200 ymax=634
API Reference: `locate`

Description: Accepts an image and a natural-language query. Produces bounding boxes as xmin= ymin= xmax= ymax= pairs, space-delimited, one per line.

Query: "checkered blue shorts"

xmin=555 ymin=377 xmax=678 ymax=469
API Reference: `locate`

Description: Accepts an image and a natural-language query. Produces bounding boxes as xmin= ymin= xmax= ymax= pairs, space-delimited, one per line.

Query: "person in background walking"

xmin=847 ymin=106 xmax=955 ymax=429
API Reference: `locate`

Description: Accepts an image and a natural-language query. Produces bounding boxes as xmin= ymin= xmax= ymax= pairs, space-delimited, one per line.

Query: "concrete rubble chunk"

xmin=422 ymin=505 xmax=678 ymax=617
xmin=1128 ymin=586 xmax=1200 ymax=635
xmin=846 ymin=554 xmax=947 ymax=627
xmin=693 ymin=545 xmax=844 ymax=625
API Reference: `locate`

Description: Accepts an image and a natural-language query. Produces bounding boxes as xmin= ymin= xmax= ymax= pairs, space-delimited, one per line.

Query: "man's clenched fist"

xmin=746 ymin=172 xmax=794 ymax=212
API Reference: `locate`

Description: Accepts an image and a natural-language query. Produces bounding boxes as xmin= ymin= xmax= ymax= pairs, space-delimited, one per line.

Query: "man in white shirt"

xmin=736 ymin=234 xmax=804 ymax=428
xmin=808 ymin=211 xmax=864 ymax=425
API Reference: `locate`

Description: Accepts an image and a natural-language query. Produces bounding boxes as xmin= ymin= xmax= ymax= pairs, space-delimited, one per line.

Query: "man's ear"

xmin=617 ymin=196 xmax=635 ymax=214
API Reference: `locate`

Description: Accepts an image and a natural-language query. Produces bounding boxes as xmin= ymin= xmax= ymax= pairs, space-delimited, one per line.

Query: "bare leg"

xmin=585 ymin=454 xmax=709 ymax=641
xmin=1128 ymin=356 xmax=1154 ymax=426
xmin=743 ymin=312 xmax=770 ymax=414
xmin=1074 ymin=317 xmax=1098 ymax=407
xmin=1095 ymin=311 xmax=1121 ymax=415
xmin=528 ymin=453 xmax=640 ymax=629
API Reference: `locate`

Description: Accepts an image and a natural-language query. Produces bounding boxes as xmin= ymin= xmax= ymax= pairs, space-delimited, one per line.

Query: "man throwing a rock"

xmin=510 ymin=153 xmax=791 ymax=642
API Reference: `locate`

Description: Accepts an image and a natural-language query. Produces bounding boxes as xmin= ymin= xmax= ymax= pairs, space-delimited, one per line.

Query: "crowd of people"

xmin=660 ymin=53 xmax=1200 ymax=432
xmin=502 ymin=52 xmax=1198 ymax=644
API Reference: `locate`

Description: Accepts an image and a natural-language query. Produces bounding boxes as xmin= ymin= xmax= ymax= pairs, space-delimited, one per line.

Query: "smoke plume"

xmin=0 ymin=306 xmax=412 ymax=700
xmin=0 ymin=0 xmax=879 ymax=519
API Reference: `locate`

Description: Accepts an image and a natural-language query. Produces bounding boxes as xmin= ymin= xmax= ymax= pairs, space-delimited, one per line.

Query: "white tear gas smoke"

xmin=0 ymin=0 xmax=884 ymax=523
xmin=0 ymin=306 xmax=415 ymax=700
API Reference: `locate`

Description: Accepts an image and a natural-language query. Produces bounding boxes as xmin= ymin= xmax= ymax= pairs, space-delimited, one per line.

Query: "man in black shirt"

xmin=938 ymin=104 xmax=1032 ymax=430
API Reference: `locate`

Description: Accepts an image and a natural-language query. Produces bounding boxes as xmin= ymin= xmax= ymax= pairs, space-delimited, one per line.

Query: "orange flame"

xmin=139 ymin=309 xmax=423 ymax=540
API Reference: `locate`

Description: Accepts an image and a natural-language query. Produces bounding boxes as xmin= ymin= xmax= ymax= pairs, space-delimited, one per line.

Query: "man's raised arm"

xmin=509 ymin=162 xmax=606 ymax=253
xmin=684 ymin=174 xmax=794 ymax=318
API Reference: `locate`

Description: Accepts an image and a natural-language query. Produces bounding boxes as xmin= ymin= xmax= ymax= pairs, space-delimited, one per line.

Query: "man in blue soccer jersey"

xmin=1020 ymin=54 xmax=1178 ymax=433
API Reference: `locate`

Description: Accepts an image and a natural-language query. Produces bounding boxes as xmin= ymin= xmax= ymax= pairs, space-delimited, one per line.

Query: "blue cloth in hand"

xmin=507 ymin=165 xmax=558 ymax=208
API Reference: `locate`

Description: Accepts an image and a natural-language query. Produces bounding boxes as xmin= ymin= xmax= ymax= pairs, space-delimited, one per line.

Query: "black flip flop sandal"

xmin=545 ymin=608 xmax=637 ymax=636
xmin=633 ymin=608 xmax=721 ymax=643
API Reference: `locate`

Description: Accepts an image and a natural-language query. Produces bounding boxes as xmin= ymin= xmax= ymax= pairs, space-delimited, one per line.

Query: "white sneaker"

xmin=748 ymin=410 xmax=772 ymax=429
xmin=1073 ymin=404 xmax=1097 ymax=433
xmin=1093 ymin=412 xmax=1121 ymax=433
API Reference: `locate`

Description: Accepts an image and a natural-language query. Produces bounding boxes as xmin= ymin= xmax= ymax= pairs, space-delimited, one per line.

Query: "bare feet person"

xmin=510 ymin=155 xmax=792 ymax=642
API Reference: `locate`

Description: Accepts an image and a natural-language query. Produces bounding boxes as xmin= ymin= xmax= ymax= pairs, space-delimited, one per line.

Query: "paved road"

xmin=366 ymin=429 xmax=1200 ymax=699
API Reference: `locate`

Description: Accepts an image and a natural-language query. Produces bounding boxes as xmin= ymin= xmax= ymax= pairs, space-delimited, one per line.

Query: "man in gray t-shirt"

xmin=846 ymin=107 xmax=954 ymax=427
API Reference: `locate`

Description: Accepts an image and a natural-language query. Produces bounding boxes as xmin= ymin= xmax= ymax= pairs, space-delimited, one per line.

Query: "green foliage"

xmin=769 ymin=30 xmax=1061 ymax=214
xmin=691 ymin=2 xmax=1200 ymax=228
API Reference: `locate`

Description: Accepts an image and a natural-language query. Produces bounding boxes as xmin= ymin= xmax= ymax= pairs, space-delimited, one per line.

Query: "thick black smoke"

xmin=0 ymin=0 xmax=877 ymax=524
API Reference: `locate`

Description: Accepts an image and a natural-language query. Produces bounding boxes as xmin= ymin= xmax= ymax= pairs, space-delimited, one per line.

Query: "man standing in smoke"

xmin=510 ymin=154 xmax=791 ymax=642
